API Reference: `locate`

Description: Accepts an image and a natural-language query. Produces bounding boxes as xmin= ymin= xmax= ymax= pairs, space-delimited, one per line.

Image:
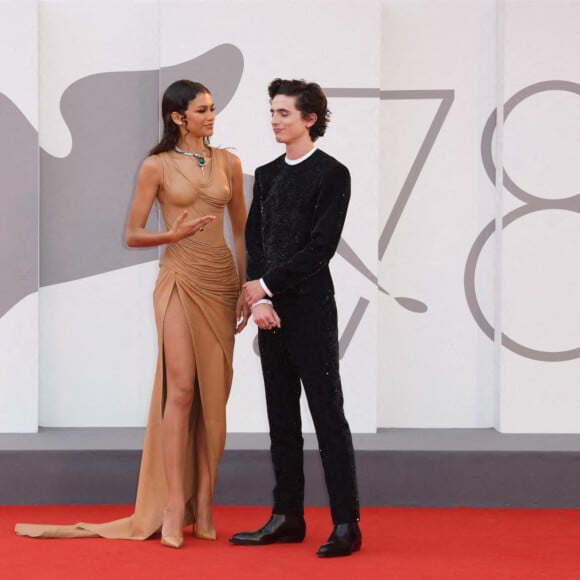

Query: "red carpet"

xmin=2 ymin=505 xmax=580 ymax=579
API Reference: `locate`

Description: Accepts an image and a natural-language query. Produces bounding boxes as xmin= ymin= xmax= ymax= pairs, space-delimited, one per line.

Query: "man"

xmin=229 ymin=78 xmax=361 ymax=558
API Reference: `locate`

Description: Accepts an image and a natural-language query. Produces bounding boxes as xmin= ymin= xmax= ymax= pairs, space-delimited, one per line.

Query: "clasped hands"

xmin=243 ymin=280 xmax=281 ymax=331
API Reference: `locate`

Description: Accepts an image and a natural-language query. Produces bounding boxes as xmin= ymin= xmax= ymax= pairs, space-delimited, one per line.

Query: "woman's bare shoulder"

xmin=219 ymin=148 xmax=242 ymax=170
xmin=140 ymin=153 xmax=164 ymax=174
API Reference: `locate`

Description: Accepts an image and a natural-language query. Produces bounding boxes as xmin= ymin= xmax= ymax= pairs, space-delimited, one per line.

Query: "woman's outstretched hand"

xmin=169 ymin=210 xmax=215 ymax=242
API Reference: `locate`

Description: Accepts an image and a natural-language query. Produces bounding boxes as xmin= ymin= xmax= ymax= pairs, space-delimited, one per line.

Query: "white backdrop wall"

xmin=379 ymin=0 xmax=497 ymax=428
xmin=0 ymin=0 xmax=579 ymax=434
xmin=0 ymin=0 xmax=38 ymax=432
xmin=498 ymin=0 xmax=580 ymax=431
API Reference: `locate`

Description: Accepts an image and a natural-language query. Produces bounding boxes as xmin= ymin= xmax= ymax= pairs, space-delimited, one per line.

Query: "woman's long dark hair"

xmin=149 ymin=80 xmax=211 ymax=156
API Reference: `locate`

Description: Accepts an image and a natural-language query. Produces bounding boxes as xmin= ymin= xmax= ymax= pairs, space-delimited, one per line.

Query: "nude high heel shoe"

xmin=161 ymin=535 xmax=184 ymax=549
xmin=194 ymin=528 xmax=217 ymax=541
xmin=194 ymin=503 xmax=216 ymax=540
xmin=161 ymin=508 xmax=184 ymax=548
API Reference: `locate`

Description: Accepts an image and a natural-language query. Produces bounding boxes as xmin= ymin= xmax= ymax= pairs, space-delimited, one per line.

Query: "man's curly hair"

xmin=268 ymin=78 xmax=331 ymax=141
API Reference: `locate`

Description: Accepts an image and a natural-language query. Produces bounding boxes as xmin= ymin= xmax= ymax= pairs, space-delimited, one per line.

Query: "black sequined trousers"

xmin=258 ymin=292 xmax=360 ymax=524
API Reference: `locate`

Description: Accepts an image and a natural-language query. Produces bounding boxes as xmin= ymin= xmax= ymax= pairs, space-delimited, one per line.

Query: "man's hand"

xmin=252 ymin=303 xmax=281 ymax=330
xmin=243 ymin=280 xmax=267 ymax=307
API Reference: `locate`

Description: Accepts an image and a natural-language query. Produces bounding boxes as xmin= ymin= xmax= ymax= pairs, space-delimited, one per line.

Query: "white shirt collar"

xmin=285 ymin=147 xmax=317 ymax=166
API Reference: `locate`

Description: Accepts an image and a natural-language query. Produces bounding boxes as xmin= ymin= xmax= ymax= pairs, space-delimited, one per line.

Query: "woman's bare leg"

xmin=161 ymin=288 xmax=195 ymax=539
xmin=194 ymin=413 xmax=215 ymax=534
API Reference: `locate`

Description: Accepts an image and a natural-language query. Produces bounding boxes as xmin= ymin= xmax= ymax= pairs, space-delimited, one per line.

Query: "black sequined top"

xmin=246 ymin=149 xmax=351 ymax=296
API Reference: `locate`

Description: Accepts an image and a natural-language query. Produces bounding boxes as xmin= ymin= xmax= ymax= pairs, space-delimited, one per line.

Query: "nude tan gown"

xmin=15 ymin=148 xmax=240 ymax=540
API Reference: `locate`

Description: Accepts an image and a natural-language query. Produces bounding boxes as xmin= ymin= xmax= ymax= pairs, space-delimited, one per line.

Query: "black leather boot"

xmin=316 ymin=522 xmax=362 ymax=557
xmin=229 ymin=513 xmax=306 ymax=545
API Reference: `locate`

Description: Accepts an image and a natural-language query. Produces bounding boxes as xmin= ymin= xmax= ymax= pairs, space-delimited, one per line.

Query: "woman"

xmin=16 ymin=80 xmax=249 ymax=548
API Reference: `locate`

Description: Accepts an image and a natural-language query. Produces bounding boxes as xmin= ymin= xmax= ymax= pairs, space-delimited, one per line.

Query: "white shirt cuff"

xmin=259 ymin=278 xmax=273 ymax=297
xmin=251 ymin=299 xmax=273 ymax=310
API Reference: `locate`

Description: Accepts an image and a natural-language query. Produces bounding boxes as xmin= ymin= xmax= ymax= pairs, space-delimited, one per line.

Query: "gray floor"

xmin=3 ymin=427 xmax=580 ymax=451
xmin=2 ymin=428 xmax=580 ymax=507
